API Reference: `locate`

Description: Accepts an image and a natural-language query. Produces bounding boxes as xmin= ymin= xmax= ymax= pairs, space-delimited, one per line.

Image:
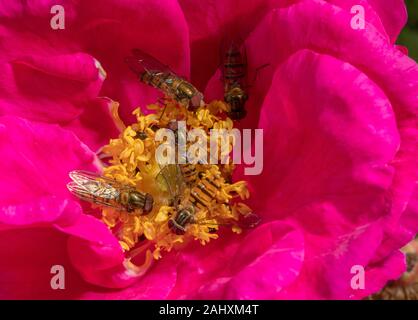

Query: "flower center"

xmin=99 ymin=99 xmax=256 ymax=261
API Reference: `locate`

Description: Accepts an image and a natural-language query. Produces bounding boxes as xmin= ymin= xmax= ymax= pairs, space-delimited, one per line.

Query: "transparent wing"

xmin=125 ymin=48 xmax=173 ymax=75
xmin=69 ymin=170 xmax=127 ymax=193
xmin=67 ymin=170 xmax=127 ymax=210
xmin=156 ymin=164 xmax=187 ymax=205
xmin=67 ymin=181 xmax=127 ymax=211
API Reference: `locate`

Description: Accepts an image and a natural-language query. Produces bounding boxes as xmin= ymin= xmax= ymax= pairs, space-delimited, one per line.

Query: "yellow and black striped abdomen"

xmin=188 ymin=173 xmax=223 ymax=211
xmin=179 ymin=164 xmax=198 ymax=186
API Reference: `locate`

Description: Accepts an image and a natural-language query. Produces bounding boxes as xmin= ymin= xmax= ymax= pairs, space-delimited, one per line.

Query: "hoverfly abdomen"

xmin=222 ymin=42 xmax=248 ymax=120
xmin=168 ymin=206 xmax=195 ymax=235
xmin=179 ymin=164 xmax=198 ymax=186
xmin=125 ymin=49 xmax=204 ymax=109
xmin=188 ymin=171 xmax=224 ymax=211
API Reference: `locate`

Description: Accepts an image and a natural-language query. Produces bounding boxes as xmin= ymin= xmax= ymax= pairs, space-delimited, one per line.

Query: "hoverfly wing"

xmin=175 ymin=165 xmax=188 ymax=196
xmin=156 ymin=164 xmax=187 ymax=205
xmin=69 ymin=170 xmax=103 ymax=186
xmin=129 ymin=48 xmax=173 ymax=74
xmin=125 ymin=56 xmax=148 ymax=77
xmin=155 ymin=165 xmax=174 ymax=199
xmin=67 ymin=170 xmax=121 ymax=205
xmin=69 ymin=170 xmax=127 ymax=189
xmin=67 ymin=172 xmax=127 ymax=211
xmin=67 ymin=181 xmax=126 ymax=211
xmin=67 ymin=181 xmax=90 ymax=199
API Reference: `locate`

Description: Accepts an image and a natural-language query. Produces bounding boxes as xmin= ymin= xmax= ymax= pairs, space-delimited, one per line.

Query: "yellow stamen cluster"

xmin=99 ymin=99 xmax=254 ymax=261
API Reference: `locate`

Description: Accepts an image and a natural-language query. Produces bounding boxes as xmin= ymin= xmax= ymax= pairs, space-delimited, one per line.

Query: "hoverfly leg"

xmin=158 ymin=102 xmax=168 ymax=121
xmin=248 ymin=63 xmax=270 ymax=88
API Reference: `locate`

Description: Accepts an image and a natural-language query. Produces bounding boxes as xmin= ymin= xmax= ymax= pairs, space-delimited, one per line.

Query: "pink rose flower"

xmin=0 ymin=0 xmax=417 ymax=299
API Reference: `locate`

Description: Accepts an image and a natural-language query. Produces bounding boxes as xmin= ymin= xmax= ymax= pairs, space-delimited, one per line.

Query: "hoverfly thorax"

xmin=224 ymin=86 xmax=248 ymax=120
xmin=123 ymin=191 xmax=154 ymax=214
xmin=168 ymin=206 xmax=195 ymax=235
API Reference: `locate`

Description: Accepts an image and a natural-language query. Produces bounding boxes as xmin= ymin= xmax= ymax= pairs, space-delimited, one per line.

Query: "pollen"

xmin=98 ymin=98 xmax=256 ymax=262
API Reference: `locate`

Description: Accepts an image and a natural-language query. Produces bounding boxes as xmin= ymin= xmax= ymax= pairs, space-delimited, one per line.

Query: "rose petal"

xmin=168 ymin=222 xmax=304 ymax=299
xmin=234 ymin=49 xmax=403 ymax=298
xmin=0 ymin=116 xmax=98 ymax=206
xmin=0 ymin=115 xmax=172 ymax=295
xmin=0 ymin=22 xmax=112 ymax=138
xmin=0 ymin=0 xmax=190 ymax=128
xmin=179 ymin=0 xmax=291 ymax=89
xmin=62 ymin=97 xmax=121 ymax=152
xmin=0 ymin=227 xmax=94 ymax=299
xmin=365 ymin=0 xmax=407 ymax=43
xmin=243 ymin=49 xmax=399 ymax=220
xmin=68 ymin=236 xmax=178 ymax=298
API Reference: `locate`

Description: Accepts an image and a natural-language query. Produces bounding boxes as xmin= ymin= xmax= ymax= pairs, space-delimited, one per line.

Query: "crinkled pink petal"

xmin=0 ymin=195 xmax=174 ymax=298
xmin=228 ymin=48 xmax=407 ymax=299
xmin=206 ymin=1 xmax=417 ymax=133
xmin=194 ymin=0 xmax=406 ymax=91
xmin=216 ymin=4 xmax=417 ymax=277
xmin=0 ymin=24 xmax=115 ymax=149
xmin=76 ymin=0 xmax=191 ymax=121
xmin=0 ymin=46 xmax=104 ymax=122
xmin=325 ymin=0 xmax=388 ymax=41
xmin=0 ymin=196 xmax=124 ymax=299
xmin=0 ymin=116 xmax=168 ymax=296
xmin=62 ymin=97 xmax=121 ymax=152
xmin=0 ymin=0 xmax=189 ymax=131
xmin=243 ymin=48 xmax=399 ymax=220
xmin=0 ymin=0 xmax=416 ymax=300
xmin=0 ymin=196 xmax=82 ymax=227
xmin=167 ymin=231 xmax=241 ymax=299
xmin=370 ymin=186 xmax=418 ymax=269
xmin=0 ymin=116 xmax=98 ymax=205
xmin=65 ymin=216 xmax=176 ymax=294
xmin=219 ymin=222 xmax=304 ymax=299
xmin=68 ymin=236 xmax=178 ymax=298
xmin=168 ymin=221 xmax=304 ymax=299
xmin=365 ymin=0 xmax=407 ymax=43
xmin=179 ymin=0 xmax=294 ymax=89
xmin=325 ymin=0 xmax=407 ymax=43
xmin=278 ymin=222 xmax=405 ymax=299
xmin=0 ymin=227 xmax=95 ymax=299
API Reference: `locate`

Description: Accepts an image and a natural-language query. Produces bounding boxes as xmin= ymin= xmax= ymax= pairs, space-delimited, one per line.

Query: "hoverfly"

xmin=67 ymin=170 xmax=154 ymax=214
xmin=125 ymin=49 xmax=204 ymax=110
xmin=166 ymin=120 xmax=199 ymax=186
xmin=156 ymin=164 xmax=260 ymax=235
xmin=222 ymin=41 xmax=248 ymax=120
xmin=222 ymin=41 xmax=269 ymax=120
